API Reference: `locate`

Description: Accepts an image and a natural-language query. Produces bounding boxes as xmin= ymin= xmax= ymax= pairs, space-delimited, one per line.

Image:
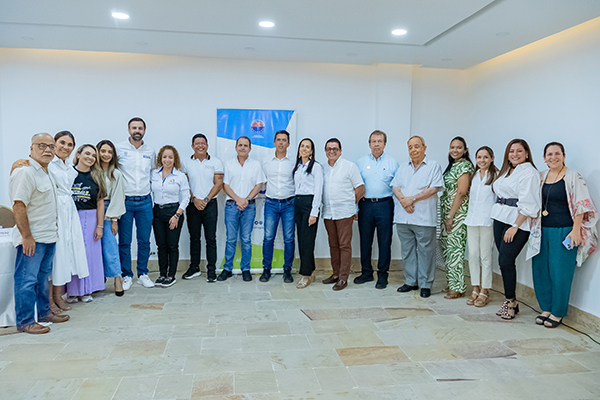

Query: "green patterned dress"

xmin=440 ymin=160 xmax=475 ymax=293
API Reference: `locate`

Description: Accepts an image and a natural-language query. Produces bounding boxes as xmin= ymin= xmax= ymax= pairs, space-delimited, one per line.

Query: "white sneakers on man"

xmin=137 ymin=274 xmax=155 ymax=288
xmin=122 ymin=276 xmax=133 ymax=291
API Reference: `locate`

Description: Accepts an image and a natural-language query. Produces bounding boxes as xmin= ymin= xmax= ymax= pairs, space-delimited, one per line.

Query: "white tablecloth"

xmin=0 ymin=229 xmax=16 ymax=327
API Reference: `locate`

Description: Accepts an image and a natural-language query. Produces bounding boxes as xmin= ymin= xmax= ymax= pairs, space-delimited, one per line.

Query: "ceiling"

xmin=1 ymin=0 xmax=599 ymax=69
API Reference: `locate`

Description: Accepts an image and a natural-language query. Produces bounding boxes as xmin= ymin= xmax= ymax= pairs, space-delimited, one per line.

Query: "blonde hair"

xmin=73 ymin=144 xmax=107 ymax=199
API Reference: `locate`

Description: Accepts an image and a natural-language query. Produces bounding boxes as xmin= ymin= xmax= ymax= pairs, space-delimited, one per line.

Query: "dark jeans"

xmin=493 ymin=220 xmax=531 ymax=300
xmin=294 ymin=195 xmax=318 ymax=276
xmin=153 ymin=203 xmax=184 ymax=278
xmin=186 ymin=200 xmax=218 ymax=273
xmin=358 ymin=197 xmax=394 ymax=279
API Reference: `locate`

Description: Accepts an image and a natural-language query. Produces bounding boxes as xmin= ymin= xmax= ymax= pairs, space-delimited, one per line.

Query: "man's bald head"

xmin=30 ymin=132 xmax=55 ymax=167
xmin=31 ymin=132 xmax=54 ymax=144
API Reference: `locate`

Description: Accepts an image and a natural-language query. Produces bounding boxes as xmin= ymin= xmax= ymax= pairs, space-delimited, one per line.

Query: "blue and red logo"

xmin=251 ymin=120 xmax=265 ymax=134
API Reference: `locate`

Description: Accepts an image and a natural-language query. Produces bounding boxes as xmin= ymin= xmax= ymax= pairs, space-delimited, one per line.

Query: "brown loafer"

xmin=322 ymin=275 xmax=339 ymax=284
xmin=444 ymin=290 xmax=465 ymax=299
xmin=39 ymin=313 xmax=70 ymax=323
xmin=332 ymin=280 xmax=347 ymax=291
xmin=18 ymin=323 xmax=50 ymax=334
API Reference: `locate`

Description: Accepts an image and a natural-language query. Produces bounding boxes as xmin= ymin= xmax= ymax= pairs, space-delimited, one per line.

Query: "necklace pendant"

xmin=542 ymin=210 xmax=549 ymax=217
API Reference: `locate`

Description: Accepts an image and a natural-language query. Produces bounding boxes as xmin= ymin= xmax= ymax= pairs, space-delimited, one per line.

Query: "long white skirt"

xmin=52 ymin=194 xmax=89 ymax=285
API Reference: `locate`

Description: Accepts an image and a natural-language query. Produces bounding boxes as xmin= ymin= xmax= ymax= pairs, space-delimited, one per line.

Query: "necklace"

xmin=542 ymin=166 xmax=565 ymax=217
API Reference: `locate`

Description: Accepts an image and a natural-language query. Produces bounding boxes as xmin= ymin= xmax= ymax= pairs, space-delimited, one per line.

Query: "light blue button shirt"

xmin=357 ymin=152 xmax=399 ymax=199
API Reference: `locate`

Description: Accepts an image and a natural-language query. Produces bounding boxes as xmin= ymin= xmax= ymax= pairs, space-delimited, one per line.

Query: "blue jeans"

xmin=14 ymin=242 xmax=55 ymax=329
xmin=102 ymin=201 xmax=122 ymax=278
xmin=118 ymin=195 xmax=153 ymax=278
xmin=262 ymin=197 xmax=295 ymax=271
xmin=224 ymin=201 xmax=256 ymax=272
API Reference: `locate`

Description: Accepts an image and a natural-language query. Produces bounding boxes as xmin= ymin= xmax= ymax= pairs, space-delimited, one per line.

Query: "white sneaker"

xmin=137 ymin=274 xmax=155 ymax=288
xmin=122 ymin=276 xmax=133 ymax=291
xmin=80 ymin=295 xmax=93 ymax=303
xmin=66 ymin=296 xmax=79 ymax=303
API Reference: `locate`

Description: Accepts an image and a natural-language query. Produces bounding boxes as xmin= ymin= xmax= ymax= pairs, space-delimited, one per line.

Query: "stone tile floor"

xmin=1 ymin=268 xmax=599 ymax=399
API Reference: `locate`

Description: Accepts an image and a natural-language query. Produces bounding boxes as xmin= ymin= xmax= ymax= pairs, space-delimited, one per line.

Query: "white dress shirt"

xmin=390 ymin=157 xmax=444 ymax=227
xmin=223 ymin=157 xmax=266 ymax=200
xmin=464 ymin=170 xmax=497 ymax=227
xmin=357 ymin=152 xmax=399 ymax=199
xmin=263 ymin=152 xmax=295 ymax=199
xmin=116 ymin=140 xmax=155 ymax=196
xmin=9 ymin=158 xmax=58 ymax=246
xmin=294 ymin=161 xmax=324 ymax=217
xmin=183 ymin=155 xmax=224 ymax=200
xmin=150 ymin=168 xmax=190 ymax=209
xmin=491 ymin=163 xmax=541 ymax=232
xmin=322 ymin=157 xmax=364 ymax=220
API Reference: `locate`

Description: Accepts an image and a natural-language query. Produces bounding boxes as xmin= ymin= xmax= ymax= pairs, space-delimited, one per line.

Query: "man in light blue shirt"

xmin=355 ymin=130 xmax=399 ymax=289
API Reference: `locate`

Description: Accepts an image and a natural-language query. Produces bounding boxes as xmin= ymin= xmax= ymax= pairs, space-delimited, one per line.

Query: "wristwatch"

xmin=204 ymin=197 xmax=210 ymax=203
xmin=511 ymin=223 xmax=518 ymax=228
xmin=175 ymin=212 xmax=182 ymax=218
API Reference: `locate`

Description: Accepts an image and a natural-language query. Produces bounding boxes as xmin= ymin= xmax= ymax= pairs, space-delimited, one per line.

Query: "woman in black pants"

xmin=490 ymin=139 xmax=541 ymax=319
xmin=151 ymin=145 xmax=190 ymax=287
xmin=293 ymin=138 xmax=323 ymax=289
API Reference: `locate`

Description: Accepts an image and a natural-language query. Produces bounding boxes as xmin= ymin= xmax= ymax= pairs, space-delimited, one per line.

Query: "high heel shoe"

xmin=310 ymin=271 xmax=316 ymax=282
xmin=500 ymin=300 xmax=519 ymax=320
xmin=496 ymin=300 xmax=509 ymax=316
xmin=114 ymin=276 xmax=124 ymax=297
xmin=296 ymin=276 xmax=311 ymax=289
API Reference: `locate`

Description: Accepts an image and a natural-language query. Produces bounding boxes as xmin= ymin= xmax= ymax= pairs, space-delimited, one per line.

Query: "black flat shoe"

xmin=544 ymin=317 xmax=563 ymax=329
xmin=535 ymin=314 xmax=549 ymax=325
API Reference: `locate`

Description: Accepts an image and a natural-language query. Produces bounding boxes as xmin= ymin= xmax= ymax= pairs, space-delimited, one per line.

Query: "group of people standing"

xmin=8 ymin=118 xmax=597 ymax=335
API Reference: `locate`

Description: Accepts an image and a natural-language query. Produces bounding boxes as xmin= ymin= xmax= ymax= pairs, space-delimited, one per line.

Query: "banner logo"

xmin=251 ymin=120 xmax=265 ymax=135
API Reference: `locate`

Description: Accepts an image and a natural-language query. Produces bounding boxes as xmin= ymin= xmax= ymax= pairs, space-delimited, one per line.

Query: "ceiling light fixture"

xmin=112 ymin=12 xmax=130 ymax=20
xmin=259 ymin=21 xmax=275 ymax=28
xmin=392 ymin=29 xmax=407 ymax=36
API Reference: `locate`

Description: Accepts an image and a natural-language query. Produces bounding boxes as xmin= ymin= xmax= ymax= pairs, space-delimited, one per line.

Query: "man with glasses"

xmin=321 ymin=138 xmax=364 ymax=291
xmin=10 ymin=133 xmax=70 ymax=334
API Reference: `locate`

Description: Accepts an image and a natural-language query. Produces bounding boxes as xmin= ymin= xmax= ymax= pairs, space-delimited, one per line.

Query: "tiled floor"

xmin=1 ymin=267 xmax=599 ymax=399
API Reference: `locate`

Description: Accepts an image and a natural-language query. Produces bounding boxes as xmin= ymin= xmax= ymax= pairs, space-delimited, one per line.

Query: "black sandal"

xmin=535 ymin=314 xmax=549 ymax=325
xmin=544 ymin=317 xmax=562 ymax=329
xmin=500 ymin=300 xmax=519 ymax=320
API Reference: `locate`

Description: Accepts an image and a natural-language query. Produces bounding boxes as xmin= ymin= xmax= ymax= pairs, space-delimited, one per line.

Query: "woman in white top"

xmin=491 ymin=139 xmax=541 ymax=319
xmin=464 ymin=146 xmax=498 ymax=308
xmin=151 ymin=145 xmax=190 ymax=287
xmin=293 ymin=138 xmax=323 ymax=289
xmin=97 ymin=140 xmax=126 ymax=296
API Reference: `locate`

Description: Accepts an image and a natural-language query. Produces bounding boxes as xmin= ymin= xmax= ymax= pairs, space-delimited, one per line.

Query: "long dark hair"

xmin=54 ymin=130 xmax=75 ymax=146
xmin=96 ymin=140 xmax=119 ymax=181
xmin=444 ymin=136 xmax=473 ymax=175
xmin=473 ymin=146 xmax=499 ymax=186
xmin=293 ymin=138 xmax=316 ymax=175
xmin=498 ymin=138 xmax=537 ymax=177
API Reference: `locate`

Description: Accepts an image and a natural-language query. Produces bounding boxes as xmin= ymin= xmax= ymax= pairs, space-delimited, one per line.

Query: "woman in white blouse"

xmin=293 ymin=138 xmax=323 ymax=289
xmin=97 ymin=140 xmax=126 ymax=296
xmin=464 ymin=146 xmax=498 ymax=307
xmin=491 ymin=139 xmax=541 ymax=319
xmin=151 ymin=145 xmax=190 ymax=287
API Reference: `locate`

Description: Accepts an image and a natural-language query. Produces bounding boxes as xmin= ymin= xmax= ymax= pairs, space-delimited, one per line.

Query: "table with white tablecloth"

xmin=0 ymin=228 xmax=17 ymax=327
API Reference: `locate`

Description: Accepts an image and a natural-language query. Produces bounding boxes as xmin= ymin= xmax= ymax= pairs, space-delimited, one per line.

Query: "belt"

xmin=361 ymin=196 xmax=392 ymax=202
xmin=155 ymin=202 xmax=179 ymax=209
xmin=267 ymin=196 xmax=294 ymax=203
xmin=496 ymin=197 xmax=518 ymax=207
xmin=227 ymin=199 xmax=256 ymax=204
xmin=126 ymin=194 xmax=150 ymax=201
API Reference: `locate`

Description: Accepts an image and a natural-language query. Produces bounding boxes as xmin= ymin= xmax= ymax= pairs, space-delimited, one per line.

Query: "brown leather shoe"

xmin=40 ymin=313 xmax=70 ymax=323
xmin=444 ymin=290 xmax=465 ymax=299
xmin=322 ymin=275 xmax=339 ymax=284
xmin=332 ymin=280 xmax=347 ymax=291
xmin=18 ymin=323 xmax=50 ymax=334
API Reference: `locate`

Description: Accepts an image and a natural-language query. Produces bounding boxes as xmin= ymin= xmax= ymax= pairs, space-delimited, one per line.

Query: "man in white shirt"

xmin=322 ymin=138 xmax=365 ymax=291
xmin=356 ymin=130 xmax=399 ymax=289
xmin=10 ymin=133 xmax=70 ymax=334
xmin=219 ymin=136 xmax=266 ymax=282
xmin=116 ymin=117 xmax=156 ymax=289
xmin=260 ymin=130 xmax=296 ymax=283
xmin=391 ymin=136 xmax=444 ymax=298
xmin=183 ymin=133 xmax=224 ymax=283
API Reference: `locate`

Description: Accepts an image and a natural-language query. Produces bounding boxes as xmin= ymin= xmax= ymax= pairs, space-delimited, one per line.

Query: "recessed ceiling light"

xmin=259 ymin=21 xmax=275 ymax=28
xmin=392 ymin=29 xmax=407 ymax=36
xmin=112 ymin=12 xmax=130 ymax=20
xmin=245 ymin=47 xmax=256 ymax=51
xmin=136 ymin=41 xmax=147 ymax=46
xmin=21 ymin=36 xmax=34 ymax=41
xmin=347 ymin=53 xmax=357 ymax=57
xmin=495 ymin=32 xmax=510 ymax=37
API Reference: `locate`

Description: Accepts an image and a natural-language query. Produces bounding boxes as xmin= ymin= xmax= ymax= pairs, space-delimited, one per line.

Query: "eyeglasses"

xmin=325 ymin=147 xmax=340 ymax=152
xmin=34 ymin=143 xmax=56 ymax=151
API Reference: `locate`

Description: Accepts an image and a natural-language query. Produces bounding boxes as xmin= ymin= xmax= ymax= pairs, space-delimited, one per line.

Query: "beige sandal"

xmin=296 ymin=276 xmax=311 ymax=289
xmin=474 ymin=292 xmax=489 ymax=307
xmin=466 ymin=291 xmax=479 ymax=306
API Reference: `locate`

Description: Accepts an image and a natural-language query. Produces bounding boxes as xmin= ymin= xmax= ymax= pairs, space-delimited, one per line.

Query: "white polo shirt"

xmin=262 ymin=152 xmax=295 ymax=199
xmin=391 ymin=157 xmax=444 ymax=227
xmin=322 ymin=157 xmax=364 ymax=220
xmin=116 ymin=140 xmax=155 ymax=197
xmin=223 ymin=157 xmax=266 ymax=200
xmin=9 ymin=158 xmax=58 ymax=246
xmin=183 ymin=155 xmax=224 ymax=200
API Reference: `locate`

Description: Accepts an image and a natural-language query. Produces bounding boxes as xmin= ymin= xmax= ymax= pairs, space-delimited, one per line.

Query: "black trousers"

xmin=294 ymin=195 xmax=318 ymax=276
xmin=186 ymin=200 xmax=218 ymax=272
xmin=153 ymin=203 xmax=184 ymax=278
xmin=493 ymin=220 xmax=531 ymax=299
xmin=358 ymin=197 xmax=394 ymax=278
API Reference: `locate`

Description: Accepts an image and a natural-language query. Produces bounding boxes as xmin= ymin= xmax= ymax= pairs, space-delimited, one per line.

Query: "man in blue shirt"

xmin=355 ymin=130 xmax=399 ymax=289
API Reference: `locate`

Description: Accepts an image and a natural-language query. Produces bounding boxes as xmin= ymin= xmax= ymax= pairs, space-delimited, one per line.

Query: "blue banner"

xmin=217 ymin=109 xmax=295 ymax=148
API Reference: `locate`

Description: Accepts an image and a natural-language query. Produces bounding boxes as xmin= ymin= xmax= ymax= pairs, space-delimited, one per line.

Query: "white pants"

xmin=466 ymin=225 xmax=493 ymax=289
